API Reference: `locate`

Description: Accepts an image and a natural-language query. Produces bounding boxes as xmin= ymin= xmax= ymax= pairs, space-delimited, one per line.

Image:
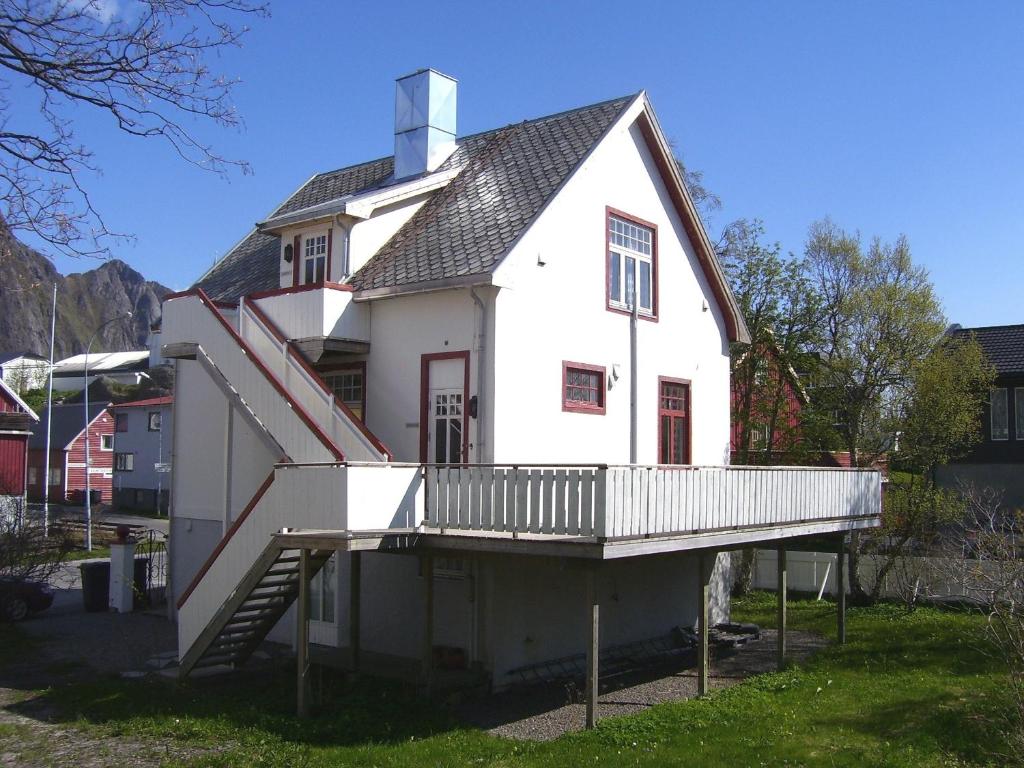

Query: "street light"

xmin=83 ymin=312 xmax=132 ymax=551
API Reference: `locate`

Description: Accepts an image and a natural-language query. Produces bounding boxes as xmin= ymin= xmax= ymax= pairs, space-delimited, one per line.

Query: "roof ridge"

xmin=309 ymin=94 xmax=636 ymax=180
xmin=954 ymin=323 xmax=1024 ymax=332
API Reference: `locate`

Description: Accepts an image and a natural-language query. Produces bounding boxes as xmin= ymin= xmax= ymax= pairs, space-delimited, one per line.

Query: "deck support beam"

xmin=697 ymin=551 xmax=712 ymax=696
xmin=777 ymin=545 xmax=787 ymax=670
xmin=836 ymin=536 xmax=846 ymax=644
xmin=585 ymin=564 xmax=600 ymax=729
xmin=296 ymin=549 xmax=311 ymax=718
xmin=349 ymin=552 xmax=361 ymax=672
xmin=422 ymin=555 xmax=434 ymax=693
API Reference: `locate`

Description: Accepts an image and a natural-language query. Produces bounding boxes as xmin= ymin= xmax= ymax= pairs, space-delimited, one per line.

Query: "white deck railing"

xmin=425 ymin=465 xmax=882 ymax=539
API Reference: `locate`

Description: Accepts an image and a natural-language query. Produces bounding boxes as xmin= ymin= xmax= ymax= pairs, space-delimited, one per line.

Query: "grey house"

xmin=936 ymin=324 xmax=1024 ymax=509
xmin=110 ymin=396 xmax=173 ymax=513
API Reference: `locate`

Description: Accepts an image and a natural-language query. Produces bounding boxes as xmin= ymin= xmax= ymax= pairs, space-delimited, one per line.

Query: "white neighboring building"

xmin=51 ymin=350 xmax=151 ymax=393
xmin=161 ymin=70 xmax=882 ymax=707
xmin=0 ymin=352 xmax=49 ymax=394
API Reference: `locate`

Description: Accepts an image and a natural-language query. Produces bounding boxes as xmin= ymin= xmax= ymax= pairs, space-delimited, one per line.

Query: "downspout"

xmin=629 ymin=286 xmax=638 ymax=464
xmin=470 ymin=287 xmax=488 ymax=463
xmin=469 ymin=287 xmax=488 ymax=668
xmin=334 ymin=215 xmax=353 ymax=279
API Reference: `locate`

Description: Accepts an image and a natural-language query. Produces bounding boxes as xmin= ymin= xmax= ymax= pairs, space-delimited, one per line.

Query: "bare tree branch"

xmin=0 ymin=0 xmax=266 ymax=257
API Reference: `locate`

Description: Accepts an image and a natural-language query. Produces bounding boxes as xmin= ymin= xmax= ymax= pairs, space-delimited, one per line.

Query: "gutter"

xmin=470 ymin=287 xmax=488 ymax=462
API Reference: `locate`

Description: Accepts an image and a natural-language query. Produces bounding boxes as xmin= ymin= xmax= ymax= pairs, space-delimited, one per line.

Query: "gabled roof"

xmin=0 ymin=351 xmax=47 ymax=365
xmin=52 ymin=350 xmax=150 ymax=377
xmin=948 ymin=324 xmax=1024 ymax=376
xmin=0 ymin=378 xmax=39 ymax=421
xmin=29 ymin=403 xmax=108 ymax=451
xmin=110 ymin=395 xmax=173 ymax=409
xmin=194 ymin=92 xmax=749 ymax=342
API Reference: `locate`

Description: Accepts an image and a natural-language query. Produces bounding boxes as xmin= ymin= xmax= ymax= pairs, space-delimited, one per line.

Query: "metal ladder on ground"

xmin=178 ymin=544 xmax=331 ymax=678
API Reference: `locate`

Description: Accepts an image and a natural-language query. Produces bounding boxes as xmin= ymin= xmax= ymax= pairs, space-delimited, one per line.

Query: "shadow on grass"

xmin=6 ymin=662 xmax=462 ymax=751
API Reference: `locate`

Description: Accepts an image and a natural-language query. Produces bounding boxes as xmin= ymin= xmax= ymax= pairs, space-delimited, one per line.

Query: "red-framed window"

xmin=563 ymin=361 xmax=606 ymax=414
xmin=319 ymin=361 xmax=366 ymax=422
xmin=606 ymin=207 xmax=658 ymax=320
xmin=658 ymin=377 xmax=690 ymax=464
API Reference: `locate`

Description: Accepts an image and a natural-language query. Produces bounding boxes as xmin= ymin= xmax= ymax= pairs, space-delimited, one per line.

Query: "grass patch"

xmin=1 ymin=596 xmax=1015 ymax=767
xmin=62 ymin=546 xmax=111 ymax=562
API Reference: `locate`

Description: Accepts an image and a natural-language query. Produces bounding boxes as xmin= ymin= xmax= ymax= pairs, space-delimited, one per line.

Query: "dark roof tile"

xmin=194 ymin=96 xmax=634 ymax=301
xmin=949 ymin=324 xmax=1024 ymax=376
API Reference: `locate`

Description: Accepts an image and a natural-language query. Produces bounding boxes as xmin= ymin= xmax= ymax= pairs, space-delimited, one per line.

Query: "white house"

xmin=0 ymin=352 xmax=49 ymax=394
xmin=51 ymin=350 xmax=151 ymax=393
xmin=161 ymin=69 xmax=881 ymax=724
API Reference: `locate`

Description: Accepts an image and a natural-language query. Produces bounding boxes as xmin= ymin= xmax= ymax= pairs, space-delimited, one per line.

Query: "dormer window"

xmin=303 ymin=234 xmax=328 ymax=284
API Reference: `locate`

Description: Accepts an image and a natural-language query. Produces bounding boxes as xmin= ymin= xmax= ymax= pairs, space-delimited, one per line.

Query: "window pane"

xmin=640 ymin=260 xmax=651 ymax=310
xmin=660 ymin=415 xmax=671 ymax=463
xmin=609 ymin=251 xmax=621 ymax=302
xmin=992 ymin=388 xmax=1009 ymax=440
xmin=435 ymin=418 xmax=447 ymax=463
xmin=321 ymin=555 xmax=336 ymax=623
xmin=304 ymin=259 xmax=314 ymax=284
xmin=315 ymin=256 xmax=325 ymax=283
xmin=1017 ymin=388 xmax=1024 ymax=440
xmin=625 ymin=256 xmax=636 ymax=307
xmin=449 ymin=416 xmax=462 ymax=462
xmin=673 ymin=417 xmax=687 ymax=463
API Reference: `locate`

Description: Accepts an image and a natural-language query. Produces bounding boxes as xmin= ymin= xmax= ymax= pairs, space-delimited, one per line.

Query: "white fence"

xmin=426 ymin=465 xmax=882 ymax=539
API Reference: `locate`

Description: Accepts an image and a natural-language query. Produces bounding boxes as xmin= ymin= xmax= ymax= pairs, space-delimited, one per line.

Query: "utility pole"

xmin=42 ymin=283 xmax=56 ymax=536
xmin=83 ymin=312 xmax=132 ymax=550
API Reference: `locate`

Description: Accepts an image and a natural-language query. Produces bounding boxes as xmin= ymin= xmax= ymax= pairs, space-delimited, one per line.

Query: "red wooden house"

xmin=0 ymin=378 xmax=38 ymax=502
xmin=730 ymin=342 xmax=809 ymax=464
xmin=28 ymin=403 xmax=114 ymax=504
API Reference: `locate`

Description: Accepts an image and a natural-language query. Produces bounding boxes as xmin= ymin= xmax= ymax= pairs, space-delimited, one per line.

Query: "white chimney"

xmin=394 ymin=69 xmax=457 ymax=180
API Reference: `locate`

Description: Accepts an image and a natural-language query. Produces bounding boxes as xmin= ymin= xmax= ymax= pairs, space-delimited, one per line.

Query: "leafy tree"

xmin=718 ymin=220 xmax=823 ymax=594
xmin=0 ymin=0 xmax=266 ymax=257
xmin=802 ymin=218 xmax=992 ymax=599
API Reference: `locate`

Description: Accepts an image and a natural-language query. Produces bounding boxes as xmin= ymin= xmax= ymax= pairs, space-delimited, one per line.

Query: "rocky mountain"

xmin=0 ymin=228 xmax=170 ymax=360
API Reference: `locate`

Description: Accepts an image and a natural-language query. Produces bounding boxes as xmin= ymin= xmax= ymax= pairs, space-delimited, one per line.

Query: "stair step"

xmin=265 ymin=568 xmax=300 ymax=577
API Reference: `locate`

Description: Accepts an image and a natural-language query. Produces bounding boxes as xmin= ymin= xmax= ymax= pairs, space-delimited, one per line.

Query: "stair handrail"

xmin=164 ymin=288 xmax=346 ymax=462
xmin=240 ymin=297 xmax=392 ymax=461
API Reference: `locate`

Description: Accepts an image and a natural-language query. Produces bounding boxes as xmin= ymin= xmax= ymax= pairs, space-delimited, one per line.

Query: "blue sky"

xmin=18 ymin=1 xmax=1024 ymax=327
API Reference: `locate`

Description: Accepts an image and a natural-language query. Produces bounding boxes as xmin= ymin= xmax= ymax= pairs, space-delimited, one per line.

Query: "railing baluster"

xmin=493 ymin=469 xmax=505 ymax=532
xmin=436 ymin=468 xmax=448 ymax=528
xmin=481 ymin=468 xmax=493 ymax=530
xmin=529 ymin=469 xmax=542 ymax=533
xmin=568 ymin=470 xmax=581 ymax=535
xmin=593 ymin=468 xmax=606 ymax=538
xmin=541 ymin=470 xmax=555 ymax=534
xmin=515 ymin=469 xmax=529 ymax=532
xmin=554 ymin=471 xmax=567 ymax=535
xmin=458 ymin=468 xmax=471 ymax=530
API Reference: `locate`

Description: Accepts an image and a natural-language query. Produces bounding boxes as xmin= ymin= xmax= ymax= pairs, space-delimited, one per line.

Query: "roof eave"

xmin=634 ymin=95 xmax=750 ymax=344
xmin=353 ymin=273 xmax=495 ymax=301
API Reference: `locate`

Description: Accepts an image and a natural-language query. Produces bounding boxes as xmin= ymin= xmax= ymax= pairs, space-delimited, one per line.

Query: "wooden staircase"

xmin=178 ymin=543 xmax=331 ymax=678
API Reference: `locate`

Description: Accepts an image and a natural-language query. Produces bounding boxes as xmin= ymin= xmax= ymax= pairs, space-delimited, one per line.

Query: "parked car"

xmin=0 ymin=576 xmax=55 ymax=621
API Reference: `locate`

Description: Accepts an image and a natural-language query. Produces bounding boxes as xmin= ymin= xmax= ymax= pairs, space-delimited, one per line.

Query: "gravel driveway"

xmin=458 ymin=630 xmax=826 ymax=741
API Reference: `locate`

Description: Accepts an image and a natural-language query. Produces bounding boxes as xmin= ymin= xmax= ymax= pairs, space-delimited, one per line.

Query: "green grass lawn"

xmin=2 ymin=595 xmax=1016 ymax=767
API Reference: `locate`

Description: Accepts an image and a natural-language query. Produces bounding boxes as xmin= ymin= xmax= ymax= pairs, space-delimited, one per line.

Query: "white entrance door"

xmin=427 ymin=357 xmax=467 ymax=464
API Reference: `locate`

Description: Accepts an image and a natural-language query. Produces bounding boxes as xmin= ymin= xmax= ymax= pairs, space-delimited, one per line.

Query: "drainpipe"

xmin=629 ymin=284 xmax=638 ymax=464
xmin=470 ymin=287 xmax=488 ymax=462
xmin=334 ymin=215 xmax=353 ymax=279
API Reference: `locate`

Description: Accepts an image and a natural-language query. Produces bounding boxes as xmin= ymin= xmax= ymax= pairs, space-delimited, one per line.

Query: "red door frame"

xmin=657 ymin=376 xmax=692 ymax=464
xmin=420 ymin=351 xmax=471 ymax=464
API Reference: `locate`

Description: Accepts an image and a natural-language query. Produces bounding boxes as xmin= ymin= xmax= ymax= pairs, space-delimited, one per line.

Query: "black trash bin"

xmin=133 ymin=557 xmax=150 ymax=608
xmin=80 ymin=560 xmax=110 ymax=612
xmin=89 ymin=489 xmax=102 ymax=505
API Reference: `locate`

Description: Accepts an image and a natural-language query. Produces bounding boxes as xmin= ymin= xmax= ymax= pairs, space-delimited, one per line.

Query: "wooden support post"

xmin=585 ymin=565 xmax=600 ymax=729
xmin=296 ymin=549 xmax=311 ymax=718
xmin=697 ymin=551 xmax=711 ymax=696
xmin=836 ymin=535 xmax=846 ymax=645
xmin=777 ymin=545 xmax=787 ymax=670
xmin=349 ymin=551 xmax=362 ymax=672
xmin=423 ymin=555 xmax=434 ymax=693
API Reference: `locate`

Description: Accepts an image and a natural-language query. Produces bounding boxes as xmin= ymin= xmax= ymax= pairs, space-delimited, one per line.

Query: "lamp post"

xmin=83 ymin=312 xmax=132 ymax=551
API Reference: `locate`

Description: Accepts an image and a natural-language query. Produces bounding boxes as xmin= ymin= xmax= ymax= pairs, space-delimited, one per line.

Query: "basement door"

xmin=422 ymin=353 xmax=469 ymax=464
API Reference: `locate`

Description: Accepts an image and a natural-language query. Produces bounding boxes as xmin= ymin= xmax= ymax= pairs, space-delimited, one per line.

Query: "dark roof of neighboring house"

xmin=195 ymin=96 xmax=635 ymax=301
xmin=949 ymin=324 xmax=1024 ymax=376
xmin=29 ymin=403 xmax=108 ymax=451
xmin=110 ymin=396 xmax=173 ymax=410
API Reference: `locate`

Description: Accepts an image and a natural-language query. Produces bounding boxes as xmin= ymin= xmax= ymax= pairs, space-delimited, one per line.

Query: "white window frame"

xmin=100 ymin=434 xmax=113 ymax=451
xmin=991 ymin=388 xmax=1009 ymax=441
xmin=302 ymin=232 xmax=328 ymax=285
xmin=324 ymin=368 xmax=364 ymax=421
xmin=607 ymin=213 xmax=655 ymax=317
